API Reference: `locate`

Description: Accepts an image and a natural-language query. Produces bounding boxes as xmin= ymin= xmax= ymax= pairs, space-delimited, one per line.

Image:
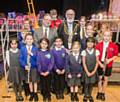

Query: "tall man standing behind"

xmin=34 ymin=13 xmax=57 ymax=47
xmin=57 ymin=9 xmax=80 ymax=49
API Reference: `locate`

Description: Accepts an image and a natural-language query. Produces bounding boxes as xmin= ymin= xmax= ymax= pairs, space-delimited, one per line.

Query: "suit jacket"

xmin=57 ymin=21 xmax=80 ymax=49
xmin=34 ymin=26 xmax=58 ymax=47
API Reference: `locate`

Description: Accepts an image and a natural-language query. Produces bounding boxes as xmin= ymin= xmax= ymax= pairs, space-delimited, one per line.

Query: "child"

xmin=96 ymin=31 xmax=118 ymax=101
xmin=37 ymin=38 xmax=54 ymax=101
xmin=96 ymin=23 xmax=109 ymax=43
xmin=81 ymin=37 xmax=99 ymax=102
xmin=6 ymin=39 xmax=23 ymax=101
xmin=51 ymin=37 xmax=67 ymax=99
xmin=81 ymin=23 xmax=95 ymax=50
xmin=66 ymin=41 xmax=82 ymax=101
xmin=18 ymin=19 xmax=34 ymax=49
xmin=20 ymin=34 xmax=38 ymax=101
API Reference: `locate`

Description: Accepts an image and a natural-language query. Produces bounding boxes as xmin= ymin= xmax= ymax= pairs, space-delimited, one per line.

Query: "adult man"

xmin=34 ymin=13 xmax=57 ymax=47
xmin=57 ymin=9 xmax=80 ymax=49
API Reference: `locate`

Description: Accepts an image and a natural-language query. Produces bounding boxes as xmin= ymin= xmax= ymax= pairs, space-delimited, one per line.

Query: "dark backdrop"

xmin=0 ymin=0 xmax=109 ymax=18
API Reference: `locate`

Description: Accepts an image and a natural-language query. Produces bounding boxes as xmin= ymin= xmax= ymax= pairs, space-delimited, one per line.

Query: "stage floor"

xmin=0 ymin=78 xmax=120 ymax=102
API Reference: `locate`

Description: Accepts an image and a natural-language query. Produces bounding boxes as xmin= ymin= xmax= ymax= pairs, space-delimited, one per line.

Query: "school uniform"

xmin=96 ymin=41 xmax=118 ymax=76
xmin=51 ymin=47 xmax=67 ymax=96
xmin=7 ymin=48 xmax=21 ymax=84
xmin=20 ymin=45 xmax=38 ymax=83
xmin=66 ymin=52 xmax=82 ymax=87
xmin=6 ymin=48 xmax=23 ymax=100
xmin=81 ymin=48 xmax=99 ymax=97
xmin=17 ymin=29 xmax=34 ymax=49
xmin=37 ymin=49 xmax=54 ymax=99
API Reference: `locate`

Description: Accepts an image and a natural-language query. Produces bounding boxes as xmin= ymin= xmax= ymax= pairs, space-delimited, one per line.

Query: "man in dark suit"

xmin=34 ymin=13 xmax=57 ymax=47
xmin=57 ymin=9 xmax=80 ymax=49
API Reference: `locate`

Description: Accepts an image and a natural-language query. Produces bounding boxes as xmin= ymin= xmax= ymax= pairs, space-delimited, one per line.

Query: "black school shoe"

xmin=19 ymin=95 xmax=24 ymax=101
xmin=71 ymin=93 xmax=75 ymax=101
xmin=96 ymin=92 xmax=102 ymax=100
xmin=101 ymin=93 xmax=105 ymax=101
xmin=48 ymin=96 xmax=51 ymax=102
xmin=43 ymin=96 xmax=47 ymax=102
xmin=16 ymin=95 xmax=20 ymax=101
xmin=89 ymin=96 xmax=94 ymax=102
xmin=29 ymin=92 xmax=34 ymax=101
xmin=74 ymin=93 xmax=79 ymax=101
xmin=60 ymin=93 xmax=64 ymax=99
xmin=34 ymin=93 xmax=38 ymax=101
xmin=56 ymin=94 xmax=61 ymax=99
xmin=83 ymin=96 xmax=88 ymax=102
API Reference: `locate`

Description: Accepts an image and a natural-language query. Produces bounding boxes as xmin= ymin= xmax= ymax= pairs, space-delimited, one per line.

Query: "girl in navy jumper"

xmin=37 ymin=38 xmax=54 ymax=102
xmin=66 ymin=41 xmax=82 ymax=101
xmin=20 ymin=34 xmax=38 ymax=101
xmin=52 ymin=37 xmax=67 ymax=99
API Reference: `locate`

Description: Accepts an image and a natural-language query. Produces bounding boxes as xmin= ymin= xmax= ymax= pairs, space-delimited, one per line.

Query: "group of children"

xmin=7 ymin=29 xmax=118 ymax=102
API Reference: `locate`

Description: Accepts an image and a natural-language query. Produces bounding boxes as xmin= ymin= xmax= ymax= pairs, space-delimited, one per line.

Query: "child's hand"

xmin=28 ymin=50 xmax=32 ymax=56
xmin=100 ymin=63 xmax=105 ymax=69
xmin=56 ymin=69 xmax=61 ymax=74
xmin=105 ymin=58 xmax=111 ymax=64
xmin=44 ymin=71 xmax=49 ymax=76
xmin=77 ymin=73 xmax=81 ymax=78
xmin=87 ymin=72 xmax=92 ymax=77
xmin=25 ymin=65 xmax=30 ymax=71
xmin=41 ymin=72 xmax=45 ymax=76
xmin=68 ymin=74 xmax=72 ymax=79
xmin=61 ymin=69 xmax=65 ymax=74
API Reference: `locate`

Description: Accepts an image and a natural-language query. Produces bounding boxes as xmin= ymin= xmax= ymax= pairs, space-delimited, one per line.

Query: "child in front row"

xmin=37 ymin=38 xmax=54 ymax=102
xmin=96 ymin=31 xmax=118 ymax=101
xmin=20 ymin=34 xmax=38 ymax=101
xmin=51 ymin=37 xmax=67 ymax=99
xmin=81 ymin=37 xmax=99 ymax=102
xmin=66 ymin=41 xmax=82 ymax=101
xmin=6 ymin=39 xmax=23 ymax=101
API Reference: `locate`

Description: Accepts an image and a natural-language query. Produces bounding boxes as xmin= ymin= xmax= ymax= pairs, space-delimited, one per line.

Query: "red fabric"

xmin=96 ymin=41 xmax=118 ymax=68
xmin=50 ymin=18 xmax=62 ymax=29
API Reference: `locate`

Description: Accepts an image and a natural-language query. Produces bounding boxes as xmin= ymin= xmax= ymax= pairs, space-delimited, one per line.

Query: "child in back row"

xmin=66 ymin=41 xmax=82 ymax=101
xmin=81 ymin=37 xmax=99 ymax=102
xmin=37 ymin=38 xmax=54 ymax=102
xmin=51 ymin=37 xmax=67 ymax=99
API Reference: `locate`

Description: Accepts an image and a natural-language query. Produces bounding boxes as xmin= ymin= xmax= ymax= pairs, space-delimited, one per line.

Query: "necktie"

xmin=44 ymin=28 xmax=47 ymax=38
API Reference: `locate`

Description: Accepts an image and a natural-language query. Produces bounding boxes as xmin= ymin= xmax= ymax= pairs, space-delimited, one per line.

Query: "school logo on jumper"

xmin=45 ymin=54 xmax=51 ymax=59
xmin=62 ymin=53 xmax=65 ymax=57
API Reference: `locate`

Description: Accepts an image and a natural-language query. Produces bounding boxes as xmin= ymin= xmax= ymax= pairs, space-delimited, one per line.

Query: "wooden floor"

xmin=0 ymin=78 xmax=120 ymax=102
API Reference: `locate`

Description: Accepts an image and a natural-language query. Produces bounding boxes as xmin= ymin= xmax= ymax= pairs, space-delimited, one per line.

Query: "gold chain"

xmin=63 ymin=22 xmax=79 ymax=35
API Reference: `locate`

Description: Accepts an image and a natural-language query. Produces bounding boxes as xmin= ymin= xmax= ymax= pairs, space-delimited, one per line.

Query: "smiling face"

xmin=10 ymin=40 xmax=18 ymax=50
xmin=42 ymin=14 xmax=52 ymax=27
xmin=103 ymin=31 xmax=112 ymax=42
xmin=72 ymin=42 xmax=80 ymax=54
xmin=25 ymin=34 xmax=33 ymax=46
xmin=23 ymin=20 xmax=30 ymax=30
xmin=66 ymin=9 xmax=75 ymax=23
xmin=87 ymin=41 xmax=94 ymax=49
xmin=86 ymin=25 xmax=94 ymax=37
xmin=40 ymin=40 xmax=48 ymax=50
xmin=54 ymin=38 xmax=63 ymax=48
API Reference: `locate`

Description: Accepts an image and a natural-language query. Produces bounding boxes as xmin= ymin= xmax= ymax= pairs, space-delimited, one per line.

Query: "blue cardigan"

xmin=20 ymin=45 xmax=37 ymax=69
